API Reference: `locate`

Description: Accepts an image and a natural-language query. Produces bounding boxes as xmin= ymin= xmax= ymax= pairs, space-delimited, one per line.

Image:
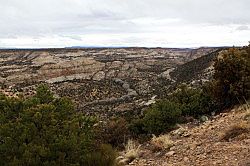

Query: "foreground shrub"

xmin=130 ymin=100 xmax=181 ymax=135
xmin=169 ymin=84 xmax=216 ymax=117
xmin=143 ymin=100 xmax=181 ymax=135
xmin=0 ymin=85 xmax=117 ymax=166
xmin=129 ymin=118 xmax=146 ymax=137
xmin=212 ymin=46 xmax=250 ymax=107
xmin=97 ymin=118 xmax=130 ymax=148
xmin=83 ymin=144 xmax=117 ymax=166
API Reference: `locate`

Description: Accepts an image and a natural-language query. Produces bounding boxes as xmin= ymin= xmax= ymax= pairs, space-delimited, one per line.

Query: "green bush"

xmin=168 ymin=84 xmax=216 ymax=117
xmin=212 ymin=46 xmax=250 ymax=107
xmin=129 ymin=118 xmax=145 ymax=137
xmin=35 ymin=84 xmax=54 ymax=104
xmin=129 ymin=44 xmax=250 ymax=137
xmin=130 ymin=100 xmax=181 ymax=135
xmin=143 ymin=100 xmax=181 ymax=135
xmin=97 ymin=118 xmax=130 ymax=148
xmin=129 ymin=85 xmax=217 ymax=136
xmin=0 ymin=85 xmax=117 ymax=166
xmin=83 ymin=144 xmax=117 ymax=166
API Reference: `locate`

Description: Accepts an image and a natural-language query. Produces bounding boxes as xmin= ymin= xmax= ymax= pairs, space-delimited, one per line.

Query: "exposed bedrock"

xmin=83 ymin=78 xmax=138 ymax=107
xmin=0 ymin=47 xmax=219 ymax=118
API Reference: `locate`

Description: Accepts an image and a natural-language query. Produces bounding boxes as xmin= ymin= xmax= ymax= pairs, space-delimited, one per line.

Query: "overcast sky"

xmin=0 ymin=0 xmax=250 ymax=48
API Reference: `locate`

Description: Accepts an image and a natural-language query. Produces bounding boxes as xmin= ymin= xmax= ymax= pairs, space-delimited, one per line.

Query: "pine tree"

xmin=0 ymin=85 xmax=116 ymax=165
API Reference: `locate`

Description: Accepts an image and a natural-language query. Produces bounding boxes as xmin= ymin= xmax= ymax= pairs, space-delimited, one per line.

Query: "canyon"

xmin=0 ymin=47 xmax=218 ymax=118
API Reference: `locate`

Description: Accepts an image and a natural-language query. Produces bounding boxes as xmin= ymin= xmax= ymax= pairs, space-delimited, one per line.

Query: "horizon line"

xmin=0 ymin=45 xmax=234 ymax=50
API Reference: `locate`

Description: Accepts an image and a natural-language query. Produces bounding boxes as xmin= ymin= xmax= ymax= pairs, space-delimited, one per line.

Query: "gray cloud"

xmin=0 ymin=0 xmax=250 ymax=47
xmin=236 ymin=25 xmax=249 ymax=31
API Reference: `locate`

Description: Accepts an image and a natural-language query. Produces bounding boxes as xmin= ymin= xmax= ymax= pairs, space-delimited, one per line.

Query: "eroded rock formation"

xmin=0 ymin=47 xmax=218 ymax=118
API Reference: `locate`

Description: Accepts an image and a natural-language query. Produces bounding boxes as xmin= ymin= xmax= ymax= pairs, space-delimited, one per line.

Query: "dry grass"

xmin=221 ymin=122 xmax=249 ymax=141
xmin=117 ymin=139 xmax=141 ymax=165
xmin=243 ymin=101 xmax=250 ymax=120
xmin=124 ymin=139 xmax=141 ymax=161
xmin=220 ymin=102 xmax=250 ymax=142
xmin=244 ymin=109 xmax=250 ymax=121
xmin=151 ymin=134 xmax=174 ymax=151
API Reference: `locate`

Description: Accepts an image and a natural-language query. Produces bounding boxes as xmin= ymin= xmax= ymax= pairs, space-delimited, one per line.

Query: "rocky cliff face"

xmin=0 ymin=47 xmax=218 ymax=118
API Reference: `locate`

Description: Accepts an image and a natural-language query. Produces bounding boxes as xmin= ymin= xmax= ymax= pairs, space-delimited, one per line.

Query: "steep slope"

xmin=130 ymin=105 xmax=250 ymax=166
xmin=170 ymin=49 xmax=224 ymax=84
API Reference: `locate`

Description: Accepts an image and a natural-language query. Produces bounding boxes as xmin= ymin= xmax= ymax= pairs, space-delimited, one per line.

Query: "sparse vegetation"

xmin=129 ymin=44 xmax=250 ymax=137
xmin=150 ymin=134 xmax=174 ymax=151
xmin=221 ymin=122 xmax=249 ymax=141
xmin=129 ymin=85 xmax=215 ymax=136
xmin=243 ymin=108 xmax=250 ymax=121
xmin=97 ymin=118 xmax=130 ymax=148
xmin=1 ymin=44 xmax=250 ymax=165
xmin=120 ymin=139 xmax=141 ymax=164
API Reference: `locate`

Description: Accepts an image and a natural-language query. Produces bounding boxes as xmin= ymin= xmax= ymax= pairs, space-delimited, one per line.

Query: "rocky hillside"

xmin=0 ymin=47 xmax=218 ymax=118
xmin=129 ymin=105 xmax=250 ymax=166
xmin=170 ymin=49 xmax=224 ymax=84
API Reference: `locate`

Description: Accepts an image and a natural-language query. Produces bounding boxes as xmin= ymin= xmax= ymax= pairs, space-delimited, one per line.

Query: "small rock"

xmin=189 ymin=141 xmax=201 ymax=150
xmin=183 ymin=132 xmax=191 ymax=137
xmin=171 ymin=127 xmax=185 ymax=136
xmin=156 ymin=152 xmax=162 ymax=157
xmin=118 ymin=158 xmax=129 ymax=165
xmin=243 ymin=113 xmax=250 ymax=121
xmin=183 ymin=157 xmax=189 ymax=162
xmin=166 ymin=151 xmax=175 ymax=157
xmin=169 ymin=146 xmax=176 ymax=151
xmin=200 ymin=115 xmax=209 ymax=122
xmin=116 ymin=156 xmax=124 ymax=160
